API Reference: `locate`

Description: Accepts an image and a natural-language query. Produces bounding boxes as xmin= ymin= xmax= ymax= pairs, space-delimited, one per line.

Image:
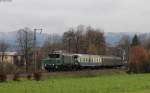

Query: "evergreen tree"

xmin=131 ymin=34 xmax=140 ymax=46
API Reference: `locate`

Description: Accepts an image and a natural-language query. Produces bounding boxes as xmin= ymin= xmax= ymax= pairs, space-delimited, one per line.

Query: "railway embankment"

xmin=6 ymin=69 xmax=126 ymax=80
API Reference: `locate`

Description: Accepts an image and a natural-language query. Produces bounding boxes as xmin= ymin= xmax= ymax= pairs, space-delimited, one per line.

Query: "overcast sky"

xmin=0 ymin=0 xmax=150 ymax=34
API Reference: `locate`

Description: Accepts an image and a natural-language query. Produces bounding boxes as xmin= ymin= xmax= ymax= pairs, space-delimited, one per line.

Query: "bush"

xmin=0 ymin=73 xmax=7 ymax=82
xmin=128 ymin=46 xmax=149 ymax=73
xmin=0 ymin=63 xmax=20 ymax=74
xmin=33 ymin=72 xmax=42 ymax=81
xmin=27 ymin=74 xmax=32 ymax=80
xmin=13 ymin=73 xmax=20 ymax=81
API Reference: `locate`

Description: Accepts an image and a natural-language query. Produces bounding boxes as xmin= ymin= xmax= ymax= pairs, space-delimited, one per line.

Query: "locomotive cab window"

xmin=48 ymin=54 xmax=60 ymax=58
xmin=73 ymin=55 xmax=78 ymax=59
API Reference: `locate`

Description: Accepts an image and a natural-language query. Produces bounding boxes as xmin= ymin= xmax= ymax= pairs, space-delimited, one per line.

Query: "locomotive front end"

xmin=42 ymin=53 xmax=63 ymax=71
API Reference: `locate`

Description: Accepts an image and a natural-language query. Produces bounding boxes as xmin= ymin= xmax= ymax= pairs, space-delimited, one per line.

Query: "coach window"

xmin=81 ymin=58 xmax=83 ymax=62
xmin=97 ymin=58 xmax=100 ymax=62
xmin=96 ymin=58 xmax=98 ymax=62
xmin=79 ymin=58 xmax=81 ymax=62
xmin=82 ymin=58 xmax=84 ymax=62
xmin=83 ymin=58 xmax=86 ymax=62
xmin=100 ymin=58 xmax=102 ymax=62
xmin=92 ymin=58 xmax=94 ymax=62
xmin=86 ymin=58 xmax=88 ymax=62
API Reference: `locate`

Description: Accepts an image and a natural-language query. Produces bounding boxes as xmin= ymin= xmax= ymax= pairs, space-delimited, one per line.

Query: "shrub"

xmin=13 ymin=73 xmax=20 ymax=81
xmin=0 ymin=63 xmax=20 ymax=74
xmin=0 ymin=73 xmax=7 ymax=82
xmin=129 ymin=46 xmax=149 ymax=73
xmin=27 ymin=74 xmax=32 ymax=80
xmin=33 ymin=72 xmax=42 ymax=81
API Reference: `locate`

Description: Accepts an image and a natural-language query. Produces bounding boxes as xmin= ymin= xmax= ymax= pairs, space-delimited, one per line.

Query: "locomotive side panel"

xmin=63 ymin=55 xmax=77 ymax=66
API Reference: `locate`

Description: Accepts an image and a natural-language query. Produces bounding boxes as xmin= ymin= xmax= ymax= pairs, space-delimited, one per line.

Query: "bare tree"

xmin=63 ymin=28 xmax=76 ymax=53
xmin=85 ymin=26 xmax=106 ymax=55
xmin=42 ymin=34 xmax=62 ymax=55
xmin=139 ymin=33 xmax=150 ymax=50
xmin=0 ymin=40 xmax=9 ymax=73
xmin=42 ymin=35 xmax=53 ymax=57
xmin=118 ymin=35 xmax=131 ymax=62
xmin=16 ymin=27 xmax=34 ymax=72
xmin=74 ymin=25 xmax=84 ymax=53
xmin=0 ymin=40 xmax=9 ymax=63
xmin=62 ymin=25 xmax=106 ymax=54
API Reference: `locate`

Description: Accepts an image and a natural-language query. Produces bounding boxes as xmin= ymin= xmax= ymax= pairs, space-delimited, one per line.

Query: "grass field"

xmin=0 ymin=74 xmax=150 ymax=93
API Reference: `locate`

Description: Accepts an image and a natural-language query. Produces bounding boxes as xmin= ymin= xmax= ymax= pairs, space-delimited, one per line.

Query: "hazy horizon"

xmin=0 ymin=0 xmax=150 ymax=34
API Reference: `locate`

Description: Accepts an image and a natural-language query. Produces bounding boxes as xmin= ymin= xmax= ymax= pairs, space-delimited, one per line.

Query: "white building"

xmin=0 ymin=52 xmax=24 ymax=65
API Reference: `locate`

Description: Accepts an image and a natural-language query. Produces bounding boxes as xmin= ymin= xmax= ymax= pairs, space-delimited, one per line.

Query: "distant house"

xmin=0 ymin=52 xmax=24 ymax=66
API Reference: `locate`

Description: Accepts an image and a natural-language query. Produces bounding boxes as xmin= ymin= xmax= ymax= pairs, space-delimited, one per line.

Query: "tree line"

xmin=44 ymin=25 xmax=106 ymax=55
xmin=0 ymin=25 xmax=107 ymax=73
xmin=119 ymin=34 xmax=150 ymax=73
xmin=0 ymin=25 xmax=150 ymax=74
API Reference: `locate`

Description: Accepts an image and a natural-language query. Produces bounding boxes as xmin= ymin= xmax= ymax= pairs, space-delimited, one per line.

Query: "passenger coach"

xmin=73 ymin=54 xmax=122 ymax=67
